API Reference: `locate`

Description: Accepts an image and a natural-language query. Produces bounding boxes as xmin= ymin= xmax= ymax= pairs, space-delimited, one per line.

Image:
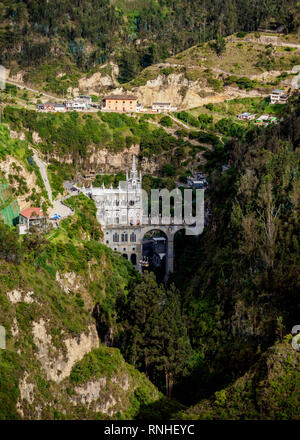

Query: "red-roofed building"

xmin=102 ymin=95 xmax=137 ymax=112
xmin=19 ymin=207 xmax=47 ymax=234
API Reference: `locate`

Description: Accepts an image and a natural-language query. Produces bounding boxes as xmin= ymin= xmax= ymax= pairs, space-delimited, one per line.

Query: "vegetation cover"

xmin=0 ymin=0 xmax=299 ymax=86
xmin=0 ymin=95 xmax=299 ymax=418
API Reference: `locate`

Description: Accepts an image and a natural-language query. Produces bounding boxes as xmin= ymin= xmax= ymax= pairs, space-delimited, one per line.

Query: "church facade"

xmin=78 ymin=156 xmax=204 ymax=278
xmin=80 ymin=156 xmax=146 ymax=266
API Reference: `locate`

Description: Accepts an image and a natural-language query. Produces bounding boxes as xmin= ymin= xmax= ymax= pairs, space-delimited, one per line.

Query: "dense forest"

xmin=0 ymin=0 xmax=299 ymax=82
xmin=86 ymin=94 xmax=300 ymax=410
xmin=0 ymin=0 xmax=299 ymax=420
xmin=0 ymin=94 xmax=299 ymax=421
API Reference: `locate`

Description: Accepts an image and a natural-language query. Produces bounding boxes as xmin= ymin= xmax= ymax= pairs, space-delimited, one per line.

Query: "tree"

xmin=0 ymin=220 xmax=20 ymax=263
xmin=152 ymin=284 xmax=192 ymax=397
xmin=117 ymin=273 xmax=191 ymax=396
xmin=212 ymin=33 xmax=226 ymax=56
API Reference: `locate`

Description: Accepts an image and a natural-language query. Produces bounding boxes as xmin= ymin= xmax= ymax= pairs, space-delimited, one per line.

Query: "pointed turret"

xmin=132 ymin=154 xmax=136 ymax=172
xmin=130 ymin=155 xmax=138 ymax=180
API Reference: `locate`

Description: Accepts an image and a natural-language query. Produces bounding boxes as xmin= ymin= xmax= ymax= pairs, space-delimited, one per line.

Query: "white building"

xmin=270 ymin=90 xmax=289 ymax=104
xmin=65 ymin=101 xmax=87 ymax=111
xmin=80 ymin=156 xmax=144 ymax=228
xmin=152 ymin=102 xmax=177 ymax=113
xmin=187 ymin=176 xmax=208 ymax=189
xmin=77 ymin=95 xmax=92 ymax=104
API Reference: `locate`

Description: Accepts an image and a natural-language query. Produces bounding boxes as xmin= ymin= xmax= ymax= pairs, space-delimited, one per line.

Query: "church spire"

xmin=132 ymin=154 xmax=136 ymax=172
xmin=130 ymin=155 xmax=138 ymax=180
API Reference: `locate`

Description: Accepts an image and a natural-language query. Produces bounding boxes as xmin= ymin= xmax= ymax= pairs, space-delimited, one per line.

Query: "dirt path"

xmin=168 ymin=115 xmax=191 ymax=130
xmin=32 ymin=150 xmax=53 ymax=203
xmin=6 ymin=79 xmax=64 ymax=101
xmin=32 ymin=149 xmax=73 ymax=218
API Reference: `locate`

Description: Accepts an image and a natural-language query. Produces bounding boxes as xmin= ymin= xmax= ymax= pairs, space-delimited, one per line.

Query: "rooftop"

xmin=42 ymin=103 xmax=65 ymax=107
xmin=20 ymin=207 xmax=44 ymax=219
xmin=104 ymin=95 xmax=137 ymax=100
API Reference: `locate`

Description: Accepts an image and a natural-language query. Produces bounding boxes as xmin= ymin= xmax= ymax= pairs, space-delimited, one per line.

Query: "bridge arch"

xmin=141 ymin=229 xmax=168 ymax=282
xmin=173 ymin=228 xmax=187 ymax=272
xmin=130 ymin=253 xmax=137 ymax=265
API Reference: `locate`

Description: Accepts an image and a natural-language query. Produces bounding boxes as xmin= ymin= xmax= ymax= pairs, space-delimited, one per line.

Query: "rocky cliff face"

xmin=0 ymin=240 xmax=159 ymax=420
xmin=135 ymin=73 xmax=218 ymax=109
xmin=48 ymin=144 xmax=159 ymax=176
xmin=0 ymin=154 xmax=47 ymax=210
xmin=70 ymin=63 xmax=120 ymax=97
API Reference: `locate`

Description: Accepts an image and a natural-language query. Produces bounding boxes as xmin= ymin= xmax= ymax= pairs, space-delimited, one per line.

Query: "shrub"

xmin=160 ymin=116 xmax=173 ymax=127
xmin=198 ymin=114 xmax=213 ymax=128
xmin=236 ymin=31 xmax=248 ymax=38
xmin=161 ymin=67 xmax=175 ymax=76
xmin=162 ymin=164 xmax=176 ymax=177
xmin=176 ymin=111 xmax=199 ymax=127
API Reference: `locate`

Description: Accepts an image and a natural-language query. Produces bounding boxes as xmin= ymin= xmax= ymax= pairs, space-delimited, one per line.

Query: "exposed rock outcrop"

xmin=32 ymin=319 xmax=99 ymax=383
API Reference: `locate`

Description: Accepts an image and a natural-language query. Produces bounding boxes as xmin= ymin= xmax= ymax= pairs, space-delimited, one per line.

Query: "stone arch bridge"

xmin=103 ymin=220 xmax=203 ymax=279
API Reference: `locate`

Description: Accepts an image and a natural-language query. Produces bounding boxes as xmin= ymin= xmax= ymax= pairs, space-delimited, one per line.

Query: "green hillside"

xmin=1 ymin=0 xmax=299 ymax=91
xmin=177 ymin=340 xmax=300 ymax=420
xmin=0 ymin=195 xmax=161 ymax=419
xmin=0 ymin=93 xmax=299 ymax=419
xmin=0 ymin=1 xmax=299 ymax=419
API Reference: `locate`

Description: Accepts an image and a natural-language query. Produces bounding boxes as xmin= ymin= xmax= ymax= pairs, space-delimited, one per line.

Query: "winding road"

xmin=32 ymin=149 xmax=73 ymax=218
xmin=6 ymin=79 xmax=64 ymax=101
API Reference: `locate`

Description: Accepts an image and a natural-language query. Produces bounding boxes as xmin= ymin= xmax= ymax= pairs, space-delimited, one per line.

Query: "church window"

xmin=130 ymin=233 xmax=136 ymax=243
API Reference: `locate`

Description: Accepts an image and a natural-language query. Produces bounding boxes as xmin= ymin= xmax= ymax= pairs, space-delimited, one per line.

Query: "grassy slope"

xmin=0 ymin=123 xmax=49 ymax=209
xmin=0 ymin=195 xmax=160 ymax=419
xmin=177 ymin=340 xmax=300 ymax=420
xmin=168 ymin=35 xmax=300 ymax=75
xmin=124 ymin=32 xmax=300 ymax=93
xmin=0 ymin=152 xmax=159 ymax=420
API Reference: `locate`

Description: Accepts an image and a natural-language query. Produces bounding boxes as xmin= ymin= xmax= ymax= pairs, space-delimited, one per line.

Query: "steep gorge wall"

xmin=48 ymin=144 xmax=159 ymax=175
xmin=1 ymin=255 xmax=159 ymax=420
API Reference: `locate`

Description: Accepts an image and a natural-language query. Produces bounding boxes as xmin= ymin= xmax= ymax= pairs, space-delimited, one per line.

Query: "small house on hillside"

xmin=238 ymin=112 xmax=255 ymax=121
xmin=187 ymin=176 xmax=208 ymax=189
xmin=270 ymin=90 xmax=289 ymax=104
xmin=18 ymin=207 xmax=47 ymax=234
xmin=255 ymin=115 xmax=277 ymax=126
xmin=65 ymin=100 xmax=86 ymax=111
xmin=77 ymin=95 xmax=92 ymax=104
xmin=37 ymin=103 xmax=66 ymax=112
xmin=151 ymin=102 xmax=177 ymax=113
xmin=102 ymin=95 xmax=137 ymax=112
xmin=152 ymin=102 xmax=171 ymax=112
